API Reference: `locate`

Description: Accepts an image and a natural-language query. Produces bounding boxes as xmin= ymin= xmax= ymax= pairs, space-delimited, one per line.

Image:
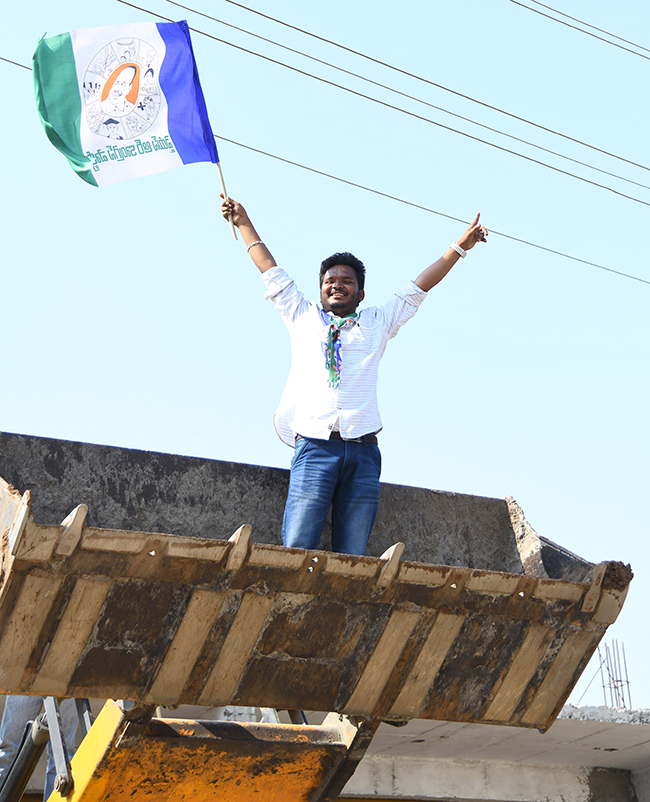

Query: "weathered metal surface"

xmin=0 ymin=430 xmax=582 ymax=573
xmin=0 ymin=478 xmax=632 ymax=732
xmin=46 ymin=700 xmax=377 ymax=802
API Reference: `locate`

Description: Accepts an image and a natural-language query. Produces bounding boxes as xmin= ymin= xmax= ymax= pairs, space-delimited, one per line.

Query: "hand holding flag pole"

xmin=216 ymin=160 xmax=237 ymax=241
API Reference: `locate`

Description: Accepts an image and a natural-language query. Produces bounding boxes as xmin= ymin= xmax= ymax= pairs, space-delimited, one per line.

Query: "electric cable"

xmin=509 ymin=0 xmax=650 ymax=61
xmin=0 ymin=55 xmax=31 ymax=70
xmin=166 ymin=0 xmax=650 ymax=193
xmin=216 ymin=134 xmax=650 ymax=286
xmin=220 ymin=0 xmax=650 ymax=174
xmin=117 ymin=1 xmax=650 ymax=209
xmin=4 ymin=44 xmax=648 ymax=285
xmin=526 ymin=0 xmax=650 ymax=54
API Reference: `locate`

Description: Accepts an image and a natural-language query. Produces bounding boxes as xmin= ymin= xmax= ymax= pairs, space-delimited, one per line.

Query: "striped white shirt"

xmin=262 ymin=266 xmax=427 ymax=447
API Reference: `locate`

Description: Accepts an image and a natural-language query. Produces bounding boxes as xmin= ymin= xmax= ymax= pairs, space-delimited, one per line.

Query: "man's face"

xmin=320 ymin=265 xmax=365 ymax=317
xmin=111 ymin=67 xmax=136 ymax=99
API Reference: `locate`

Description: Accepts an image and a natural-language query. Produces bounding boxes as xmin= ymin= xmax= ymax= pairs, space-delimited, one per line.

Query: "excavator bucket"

xmin=0 ymin=476 xmax=632 ymax=734
xmin=45 ymin=701 xmax=377 ymax=802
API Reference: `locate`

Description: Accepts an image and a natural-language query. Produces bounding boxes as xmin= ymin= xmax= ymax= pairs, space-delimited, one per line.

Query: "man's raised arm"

xmin=414 ymin=213 xmax=488 ymax=292
xmin=221 ymin=196 xmax=277 ymax=274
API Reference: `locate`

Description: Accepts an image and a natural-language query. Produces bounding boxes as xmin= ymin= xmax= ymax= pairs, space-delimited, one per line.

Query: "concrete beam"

xmin=342 ymin=754 xmax=638 ymax=802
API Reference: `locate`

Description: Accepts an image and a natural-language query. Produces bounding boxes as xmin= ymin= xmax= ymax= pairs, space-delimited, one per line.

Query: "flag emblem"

xmin=84 ymin=37 xmax=162 ymax=141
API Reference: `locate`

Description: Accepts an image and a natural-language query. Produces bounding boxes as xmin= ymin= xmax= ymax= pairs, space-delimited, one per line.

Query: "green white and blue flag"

xmin=33 ymin=20 xmax=218 ymax=186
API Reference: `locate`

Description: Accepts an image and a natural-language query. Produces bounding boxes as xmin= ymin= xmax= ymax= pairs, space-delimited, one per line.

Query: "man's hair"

xmin=319 ymin=252 xmax=366 ymax=290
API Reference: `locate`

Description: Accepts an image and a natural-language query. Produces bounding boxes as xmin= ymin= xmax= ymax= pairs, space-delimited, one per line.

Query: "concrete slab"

xmin=364 ymin=706 xmax=650 ymax=771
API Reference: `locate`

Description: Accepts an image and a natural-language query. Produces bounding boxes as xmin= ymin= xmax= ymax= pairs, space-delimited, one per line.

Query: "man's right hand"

xmin=220 ymin=195 xmax=277 ymax=273
xmin=221 ymin=195 xmax=250 ymax=229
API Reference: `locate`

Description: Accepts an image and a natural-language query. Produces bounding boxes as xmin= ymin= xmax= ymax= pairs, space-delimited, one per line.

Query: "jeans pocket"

xmin=291 ymin=436 xmax=310 ymax=466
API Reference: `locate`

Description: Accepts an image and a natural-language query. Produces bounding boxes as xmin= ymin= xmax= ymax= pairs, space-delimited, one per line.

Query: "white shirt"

xmin=262 ymin=266 xmax=427 ymax=447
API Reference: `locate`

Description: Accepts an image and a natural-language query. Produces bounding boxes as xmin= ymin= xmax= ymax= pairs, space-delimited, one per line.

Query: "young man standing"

xmin=222 ymin=197 xmax=487 ymax=555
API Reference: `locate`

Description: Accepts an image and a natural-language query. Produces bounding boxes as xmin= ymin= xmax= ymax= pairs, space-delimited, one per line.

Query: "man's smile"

xmin=320 ymin=264 xmax=365 ymax=316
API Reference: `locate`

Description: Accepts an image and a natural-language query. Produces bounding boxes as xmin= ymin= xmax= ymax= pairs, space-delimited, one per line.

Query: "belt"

xmin=295 ymin=432 xmax=378 ymax=445
xmin=329 ymin=430 xmax=378 ymax=445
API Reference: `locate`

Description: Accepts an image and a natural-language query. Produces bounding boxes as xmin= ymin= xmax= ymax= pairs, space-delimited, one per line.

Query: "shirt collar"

xmin=319 ymin=307 xmax=361 ymax=328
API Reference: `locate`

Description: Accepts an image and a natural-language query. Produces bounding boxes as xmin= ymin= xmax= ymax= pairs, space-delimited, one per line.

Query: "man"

xmin=221 ymin=196 xmax=487 ymax=555
xmin=0 ymin=696 xmax=78 ymax=800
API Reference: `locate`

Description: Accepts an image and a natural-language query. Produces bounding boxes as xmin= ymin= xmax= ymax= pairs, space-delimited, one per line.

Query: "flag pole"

xmin=216 ymin=161 xmax=237 ymax=241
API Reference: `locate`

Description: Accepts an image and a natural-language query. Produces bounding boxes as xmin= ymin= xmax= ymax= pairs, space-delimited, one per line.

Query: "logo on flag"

xmin=34 ymin=21 xmax=218 ymax=187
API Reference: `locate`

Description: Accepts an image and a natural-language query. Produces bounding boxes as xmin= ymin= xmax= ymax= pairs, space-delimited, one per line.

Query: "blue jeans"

xmin=282 ymin=436 xmax=381 ymax=555
xmin=0 ymin=696 xmax=78 ymax=800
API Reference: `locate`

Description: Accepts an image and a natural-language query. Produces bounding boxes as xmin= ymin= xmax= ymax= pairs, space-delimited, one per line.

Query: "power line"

xmin=221 ymin=0 xmax=650 ymax=174
xmin=526 ymin=0 xmax=650 ymax=54
xmin=167 ymin=0 xmax=650 ymax=193
xmin=216 ymin=134 xmax=650 ymax=286
xmin=116 ymin=1 xmax=650 ymax=209
xmin=0 ymin=55 xmax=31 ymax=71
xmin=509 ymin=0 xmax=650 ymax=61
xmin=4 ymin=44 xmax=648 ymax=285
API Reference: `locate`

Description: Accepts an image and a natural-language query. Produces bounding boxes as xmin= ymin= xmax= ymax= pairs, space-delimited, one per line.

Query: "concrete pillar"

xmin=633 ymin=766 xmax=650 ymax=802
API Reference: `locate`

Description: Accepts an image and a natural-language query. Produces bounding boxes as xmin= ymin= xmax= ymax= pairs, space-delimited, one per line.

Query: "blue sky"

xmin=1 ymin=0 xmax=648 ymax=708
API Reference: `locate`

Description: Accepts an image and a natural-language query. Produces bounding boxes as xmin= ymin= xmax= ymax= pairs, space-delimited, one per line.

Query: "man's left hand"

xmin=458 ymin=213 xmax=488 ymax=252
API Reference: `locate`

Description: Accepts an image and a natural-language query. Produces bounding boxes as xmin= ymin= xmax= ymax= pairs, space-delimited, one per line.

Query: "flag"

xmin=33 ymin=20 xmax=218 ymax=187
